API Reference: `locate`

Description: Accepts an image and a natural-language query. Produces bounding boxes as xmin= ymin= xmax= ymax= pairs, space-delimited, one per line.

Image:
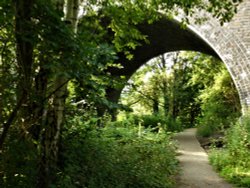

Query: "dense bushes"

xmin=193 ymin=63 xmax=249 ymax=187
xmin=57 ymin=117 xmax=179 ymax=188
xmin=196 ymin=68 xmax=240 ymax=137
xmin=209 ymin=115 xmax=250 ymax=187
xmin=0 ymin=115 xmax=179 ymax=188
xmin=137 ymin=115 xmax=182 ymax=132
xmin=117 ymin=114 xmax=183 ymax=132
xmin=196 ymin=102 xmax=238 ymax=137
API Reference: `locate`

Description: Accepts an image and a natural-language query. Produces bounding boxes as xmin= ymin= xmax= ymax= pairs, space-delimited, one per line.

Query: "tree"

xmin=120 ymin=50 xmax=240 ymax=129
xmin=38 ymin=0 xmax=80 ymax=187
xmin=188 ymin=53 xmax=241 ymax=135
xmin=120 ymin=52 xmax=200 ymax=127
xmin=0 ymin=0 xmax=117 ymax=186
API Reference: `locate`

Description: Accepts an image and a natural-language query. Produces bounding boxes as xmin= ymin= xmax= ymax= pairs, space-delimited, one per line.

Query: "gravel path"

xmin=175 ymin=128 xmax=234 ymax=188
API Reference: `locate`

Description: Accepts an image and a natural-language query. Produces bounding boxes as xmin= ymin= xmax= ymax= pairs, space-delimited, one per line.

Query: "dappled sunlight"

xmin=177 ymin=149 xmax=208 ymax=163
xmin=176 ymin=128 xmax=234 ymax=187
xmin=178 ymin=150 xmax=207 ymax=157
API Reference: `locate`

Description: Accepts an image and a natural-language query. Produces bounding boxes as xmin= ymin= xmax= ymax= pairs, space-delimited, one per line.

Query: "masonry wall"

xmin=189 ymin=0 xmax=250 ymax=111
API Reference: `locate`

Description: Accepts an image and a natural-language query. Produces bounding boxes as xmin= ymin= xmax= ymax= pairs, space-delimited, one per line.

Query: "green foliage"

xmin=56 ymin=118 xmax=179 ymax=188
xmin=130 ymin=114 xmax=183 ymax=132
xmin=209 ymin=115 xmax=250 ymax=187
xmin=120 ymin=52 xmax=202 ymax=128
xmin=190 ymin=54 xmax=241 ymax=137
xmin=196 ymin=102 xmax=235 ymax=137
xmin=0 ymin=128 xmax=38 ymax=187
xmin=116 ymin=113 xmax=183 ymax=132
xmin=101 ymin=0 xmax=242 ymax=55
xmin=0 ymin=0 xmax=18 ymax=124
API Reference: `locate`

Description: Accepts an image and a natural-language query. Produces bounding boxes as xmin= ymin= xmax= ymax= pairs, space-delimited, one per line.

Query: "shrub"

xmin=196 ymin=102 xmax=239 ymax=137
xmin=121 ymin=114 xmax=183 ymax=132
xmin=197 ymin=122 xmax=215 ymax=137
xmin=209 ymin=116 xmax=250 ymax=187
xmin=56 ymin=118 xmax=179 ymax=188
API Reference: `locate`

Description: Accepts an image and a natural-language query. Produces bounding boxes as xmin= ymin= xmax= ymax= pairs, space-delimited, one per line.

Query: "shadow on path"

xmin=174 ymin=128 xmax=234 ymax=188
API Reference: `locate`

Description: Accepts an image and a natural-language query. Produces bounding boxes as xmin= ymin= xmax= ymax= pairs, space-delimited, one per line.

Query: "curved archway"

xmin=107 ymin=0 xmax=250 ymax=114
xmin=186 ymin=0 xmax=250 ymax=111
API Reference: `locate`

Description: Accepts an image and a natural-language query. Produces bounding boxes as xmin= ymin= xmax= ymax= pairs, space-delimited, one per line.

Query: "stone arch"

xmin=107 ymin=0 xmax=250 ymax=114
xmin=186 ymin=0 xmax=250 ymax=112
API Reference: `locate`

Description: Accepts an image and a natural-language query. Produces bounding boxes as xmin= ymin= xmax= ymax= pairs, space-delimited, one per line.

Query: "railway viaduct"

xmin=106 ymin=0 xmax=250 ymax=113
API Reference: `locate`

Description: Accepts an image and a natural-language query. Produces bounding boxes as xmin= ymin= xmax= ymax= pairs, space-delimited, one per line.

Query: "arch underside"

xmin=109 ymin=18 xmax=220 ymax=78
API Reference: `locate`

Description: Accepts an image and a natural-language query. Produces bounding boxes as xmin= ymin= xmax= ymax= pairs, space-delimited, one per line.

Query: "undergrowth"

xmin=117 ymin=114 xmax=183 ymax=132
xmin=209 ymin=115 xmax=250 ymax=187
xmin=196 ymin=102 xmax=239 ymax=137
xmin=56 ymin=116 xmax=179 ymax=188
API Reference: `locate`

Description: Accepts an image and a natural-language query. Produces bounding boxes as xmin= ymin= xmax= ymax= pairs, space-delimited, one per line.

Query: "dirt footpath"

xmin=174 ymin=128 xmax=234 ymax=188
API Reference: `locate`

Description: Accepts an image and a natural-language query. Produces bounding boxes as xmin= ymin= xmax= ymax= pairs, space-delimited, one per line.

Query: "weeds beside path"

xmin=174 ymin=128 xmax=234 ymax=188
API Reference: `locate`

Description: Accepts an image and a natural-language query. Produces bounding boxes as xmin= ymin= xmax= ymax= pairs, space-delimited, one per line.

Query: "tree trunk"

xmin=160 ymin=54 xmax=169 ymax=117
xmin=38 ymin=78 xmax=68 ymax=188
xmin=38 ymin=0 xmax=79 ymax=187
xmin=106 ymin=87 xmax=123 ymax=121
xmin=96 ymin=86 xmax=123 ymax=123
xmin=0 ymin=0 xmax=34 ymax=149
xmin=153 ymin=99 xmax=159 ymax=114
